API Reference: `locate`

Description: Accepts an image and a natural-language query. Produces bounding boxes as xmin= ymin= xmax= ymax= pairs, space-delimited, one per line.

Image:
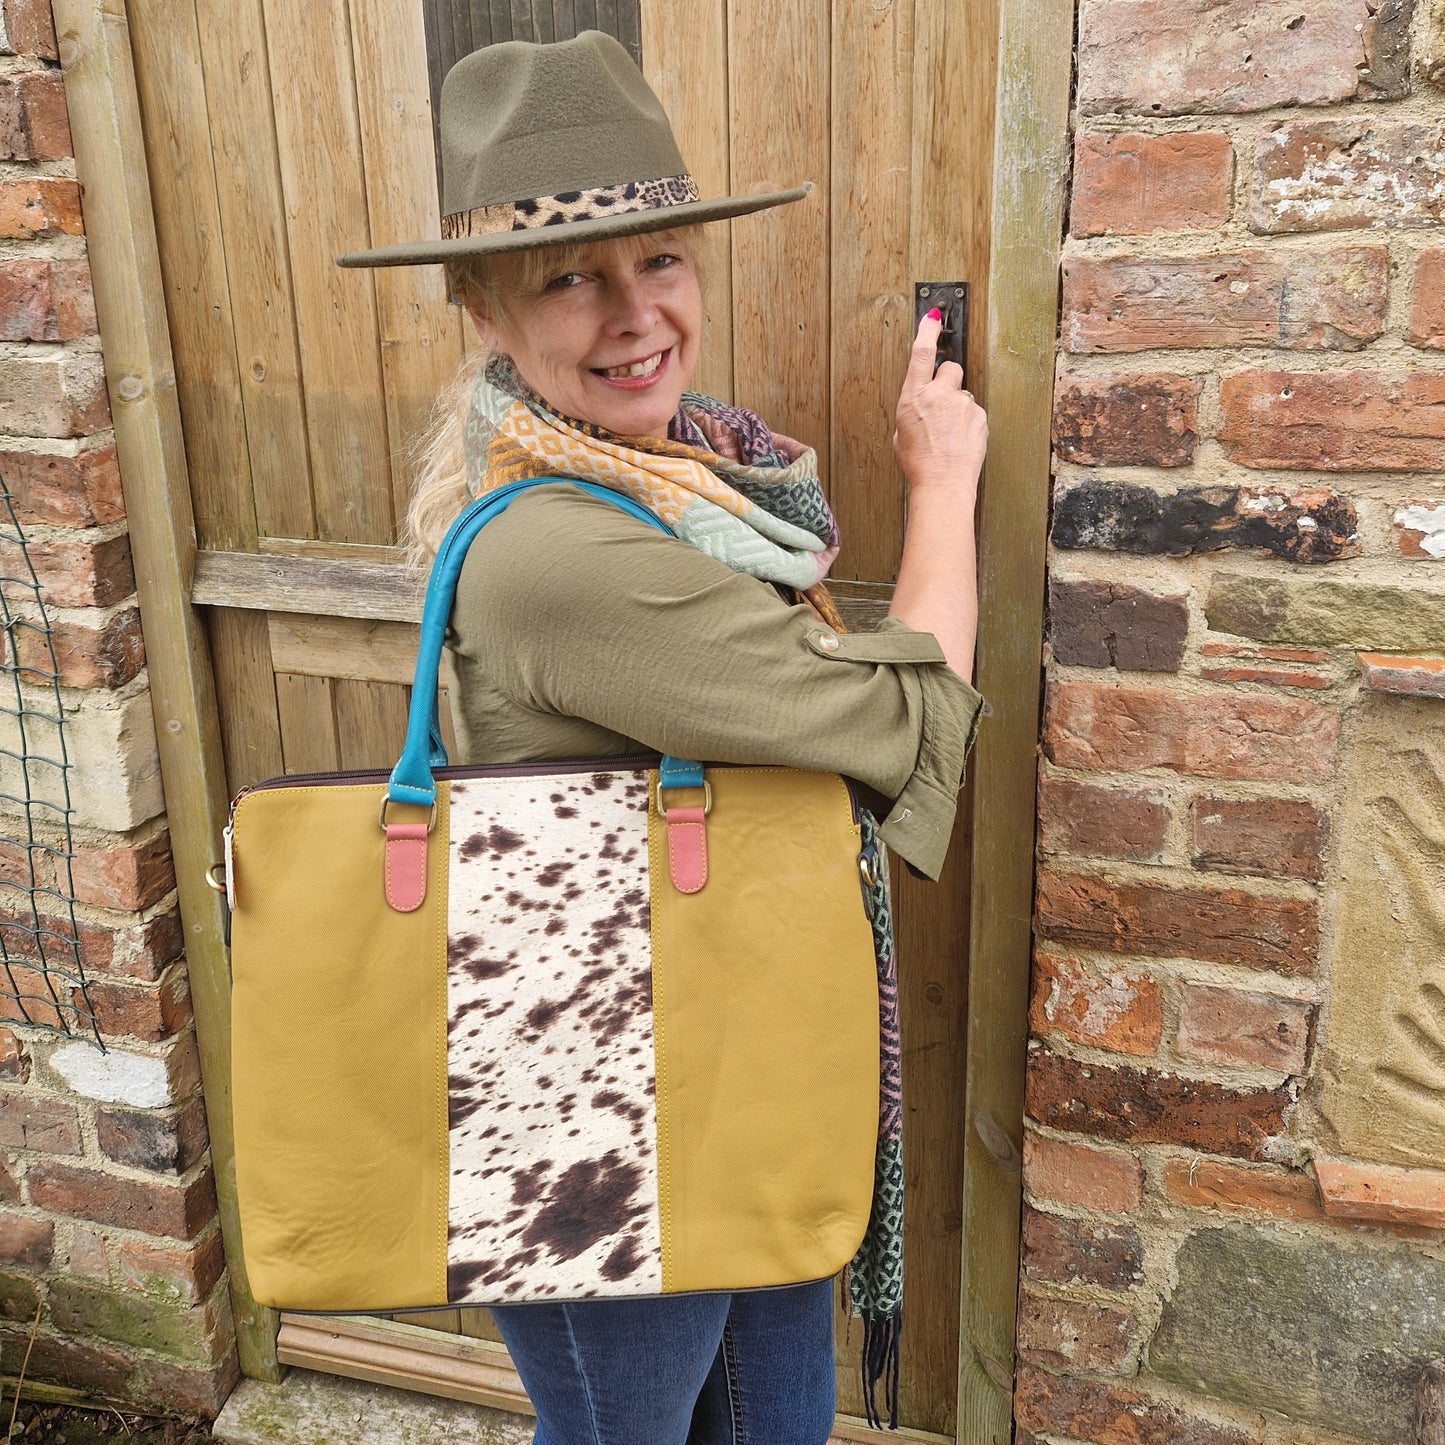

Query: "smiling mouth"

xmin=595 ymin=350 xmax=666 ymax=380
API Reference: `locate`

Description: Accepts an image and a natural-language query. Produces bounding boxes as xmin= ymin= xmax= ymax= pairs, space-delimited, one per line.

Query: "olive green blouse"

xmin=445 ymin=484 xmax=984 ymax=881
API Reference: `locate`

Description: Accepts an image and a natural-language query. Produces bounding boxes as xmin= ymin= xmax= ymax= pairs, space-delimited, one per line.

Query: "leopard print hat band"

xmin=440 ymin=175 xmax=703 ymax=241
xmin=336 ymin=33 xmax=806 ymax=269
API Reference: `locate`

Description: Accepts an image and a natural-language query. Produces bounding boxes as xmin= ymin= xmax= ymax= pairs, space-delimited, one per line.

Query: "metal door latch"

xmin=914 ymin=281 xmax=969 ymax=381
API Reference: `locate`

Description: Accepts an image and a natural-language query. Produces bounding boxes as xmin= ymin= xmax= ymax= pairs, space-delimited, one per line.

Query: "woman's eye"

xmin=645 ymin=252 xmax=682 ymax=270
xmin=546 ymin=272 xmax=586 ymax=291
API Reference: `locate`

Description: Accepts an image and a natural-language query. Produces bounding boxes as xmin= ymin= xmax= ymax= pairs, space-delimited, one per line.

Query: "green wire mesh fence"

xmin=0 ymin=473 xmax=104 ymax=1047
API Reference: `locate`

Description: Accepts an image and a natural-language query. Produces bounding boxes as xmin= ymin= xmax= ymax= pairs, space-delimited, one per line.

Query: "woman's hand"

xmin=886 ymin=309 xmax=984 ymax=681
xmin=892 ymin=310 xmax=987 ymax=496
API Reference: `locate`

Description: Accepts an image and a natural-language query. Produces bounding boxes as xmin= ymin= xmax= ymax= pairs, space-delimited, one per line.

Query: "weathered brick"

xmin=26 ymin=1160 xmax=217 ymax=1239
xmin=1016 ymin=1290 xmax=1135 ymax=1373
xmin=1053 ymin=481 xmax=1358 ymax=564
xmin=1207 ymin=573 xmax=1445 ymax=651
xmin=68 ymin=1226 xmax=108 ymax=1279
xmin=1078 ymin=0 xmax=1412 ymax=115
xmin=0 ymin=70 xmax=70 ymax=161
xmin=1053 ymin=372 xmax=1200 ymax=466
xmin=8 ymin=607 xmax=146 ymax=689
xmin=1191 ymin=796 xmax=1329 ymax=881
xmin=0 ymin=0 xmax=59 ymax=59
xmin=69 ymin=832 xmax=175 ymax=912
xmin=81 ymin=968 xmax=192 ymax=1044
xmin=1037 ymin=869 xmax=1318 ymax=973
xmin=1200 ymin=643 xmax=1333 ymax=664
xmin=0 ymin=445 xmax=125 ymax=528
xmin=1252 ymin=120 xmax=1445 ymax=232
xmin=1198 ymin=664 xmax=1331 ymax=690
xmin=1021 ymin=1207 xmax=1144 ymax=1290
xmin=1015 ymin=1364 xmax=1262 ymax=1445
xmin=133 ymin=1353 xmax=240 ymax=1420
xmin=49 ymin=1277 xmax=228 ymax=1366
xmin=1023 ymin=1132 xmax=1145 ymax=1213
xmin=26 ymin=532 xmax=133 ymax=608
xmin=0 ymin=1091 xmax=79 ymax=1154
xmin=0 ymin=258 xmax=95 ymax=341
xmin=0 ymin=1211 xmax=50 ymax=1269
xmin=48 ymin=1033 xmax=199 ymax=1110
xmin=1178 ymin=982 xmax=1315 ymax=1072
xmin=1037 ymin=774 xmax=1169 ymax=862
xmin=97 ymin=1094 xmax=207 ymax=1175
xmin=0 ymin=1029 xmax=23 ymax=1082
xmin=1408 ymin=249 xmax=1445 ymax=349
xmin=1313 ymin=1157 xmax=1445 ymax=1230
xmin=1358 ymin=652 xmax=1445 ymax=698
xmin=118 ymin=1229 xmax=225 ymax=1304
xmin=0 ymin=963 xmax=68 ymax=1031
xmin=1030 ymin=949 xmax=1163 ymax=1055
xmin=1221 ymin=370 xmax=1445 ymax=472
xmin=1062 ymin=249 xmax=1387 ymax=352
xmin=1162 ymin=1157 xmax=1326 ymax=1222
xmin=1048 ymin=580 xmax=1188 ymax=672
xmin=0 ymin=1156 xmax=19 ymax=1204
xmin=0 ymin=352 xmax=110 ymax=439
xmin=1070 ymin=132 xmax=1233 ymax=237
xmin=1395 ymin=499 xmax=1445 ymax=558
xmin=1044 ymin=681 xmax=1340 ymax=782
xmin=1026 ymin=1046 xmax=1296 ymax=1159
xmin=0 ymin=1330 xmax=132 ymax=1396
xmin=0 ymin=175 xmax=82 ymax=238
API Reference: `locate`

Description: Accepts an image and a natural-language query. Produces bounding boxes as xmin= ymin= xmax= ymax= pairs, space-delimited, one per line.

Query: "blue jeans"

xmin=489 ymin=1277 xmax=837 ymax=1445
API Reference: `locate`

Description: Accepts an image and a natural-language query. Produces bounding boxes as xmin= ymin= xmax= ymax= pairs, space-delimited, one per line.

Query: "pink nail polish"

xmin=926 ymin=307 xmax=942 ymax=321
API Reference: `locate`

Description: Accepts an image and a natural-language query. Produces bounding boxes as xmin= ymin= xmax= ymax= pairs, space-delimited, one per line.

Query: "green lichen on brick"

xmin=47 ymin=1280 xmax=213 ymax=1366
xmin=1207 ymin=572 xmax=1445 ymax=650
xmin=0 ymin=1271 xmax=39 ymax=1322
xmin=1150 ymin=1226 xmax=1445 ymax=1439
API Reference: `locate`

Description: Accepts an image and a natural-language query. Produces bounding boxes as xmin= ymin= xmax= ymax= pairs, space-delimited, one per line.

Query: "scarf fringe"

xmin=860 ymin=1305 xmax=902 ymax=1431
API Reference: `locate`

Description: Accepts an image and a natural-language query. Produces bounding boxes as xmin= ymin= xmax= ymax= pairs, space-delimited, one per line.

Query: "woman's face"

xmin=475 ymin=233 xmax=702 ymax=440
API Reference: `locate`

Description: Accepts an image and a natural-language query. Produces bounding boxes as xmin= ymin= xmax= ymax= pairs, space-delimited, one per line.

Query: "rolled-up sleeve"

xmin=800 ymin=621 xmax=983 ymax=878
xmin=451 ymin=486 xmax=985 ymax=880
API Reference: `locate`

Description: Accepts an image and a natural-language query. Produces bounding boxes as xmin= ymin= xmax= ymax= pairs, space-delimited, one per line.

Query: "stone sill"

xmin=1313 ymin=1157 xmax=1445 ymax=1231
xmin=1358 ymin=653 xmax=1445 ymax=699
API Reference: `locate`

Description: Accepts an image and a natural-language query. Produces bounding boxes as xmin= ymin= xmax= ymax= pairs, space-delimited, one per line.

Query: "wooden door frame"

xmin=62 ymin=0 xmax=1074 ymax=1432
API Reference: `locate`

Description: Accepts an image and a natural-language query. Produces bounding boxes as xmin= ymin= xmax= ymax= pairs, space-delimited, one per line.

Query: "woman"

xmin=340 ymin=31 xmax=985 ymax=1445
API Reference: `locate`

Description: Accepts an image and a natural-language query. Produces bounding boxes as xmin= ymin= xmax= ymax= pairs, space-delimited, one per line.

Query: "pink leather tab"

xmin=665 ymin=805 xmax=709 ymax=895
xmin=384 ymin=822 xmax=429 ymax=913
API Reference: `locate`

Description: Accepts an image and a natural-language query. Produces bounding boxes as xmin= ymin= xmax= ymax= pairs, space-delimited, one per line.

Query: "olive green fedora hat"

xmin=337 ymin=31 xmax=809 ymax=268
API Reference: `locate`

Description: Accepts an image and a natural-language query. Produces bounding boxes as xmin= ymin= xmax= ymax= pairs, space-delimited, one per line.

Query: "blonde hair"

xmin=404 ymin=228 xmax=702 ymax=563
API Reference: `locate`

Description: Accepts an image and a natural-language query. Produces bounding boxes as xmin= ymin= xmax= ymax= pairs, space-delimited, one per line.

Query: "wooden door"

xmin=126 ymin=0 xmax=998 ymax=1435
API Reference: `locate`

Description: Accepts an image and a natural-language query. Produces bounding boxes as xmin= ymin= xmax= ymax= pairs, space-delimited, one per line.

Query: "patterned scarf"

xmin=465 ymin=357 xmax=903 ymax=1427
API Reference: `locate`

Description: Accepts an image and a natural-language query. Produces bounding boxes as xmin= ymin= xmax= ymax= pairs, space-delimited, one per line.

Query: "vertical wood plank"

xmin=350 ymin=0 xmax=466 ymax=531
xmin=910 ymin=0 xmax=1000 ymax=400
xmin=551 ymin=0 xmax=576 ymax=43
xmin=276 ymin=673 xmax=340 ymax=774
xmin=334 ymin=679 xmax=410 ymax=771
xmin=125 ymin=0 xmax=256 ymax=552
xmin=727 ymin=0 xmax=829 ymax=478
xmin=53 ymin=0 xmax=281 ymax=1379
xmin=195 ymin=0 xmax=316 ymax=542
xmin=828 ymin=0 xmax=912 ymax=582
xmin=641 ymin=0 xmax=732 ymax=403
xmin=457 ymin=1308 xmax=505 ymax=1344
xmin=207 ymin=609 xmax=284 ymax=794
xmin=261 ymin=0 xmax=393 ymax=544
xmin=957 ymin=0 xmax=1074 ymax=1437
xmin=615 ymin=0 xmax=639 ymax=65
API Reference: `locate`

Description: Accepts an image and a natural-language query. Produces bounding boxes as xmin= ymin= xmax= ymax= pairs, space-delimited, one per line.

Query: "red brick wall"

xmin=0 ymin=0 xmax=235 ymax=1416
xmin=1023 ymin=1 xmax=1445 ymax=1441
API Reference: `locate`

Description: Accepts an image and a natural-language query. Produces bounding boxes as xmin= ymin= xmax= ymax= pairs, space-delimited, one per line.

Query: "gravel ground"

xmin=0 ymin=1403 xmax=211 ymax=1443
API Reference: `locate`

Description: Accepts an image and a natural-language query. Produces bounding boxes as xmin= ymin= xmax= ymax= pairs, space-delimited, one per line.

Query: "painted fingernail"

xmin=926 ymin=307 xmax=942 ymax=320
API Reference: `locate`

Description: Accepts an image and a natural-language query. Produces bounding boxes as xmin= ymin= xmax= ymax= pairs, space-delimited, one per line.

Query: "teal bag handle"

xmin=388 ymin=477 xmax=701 ymax=808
